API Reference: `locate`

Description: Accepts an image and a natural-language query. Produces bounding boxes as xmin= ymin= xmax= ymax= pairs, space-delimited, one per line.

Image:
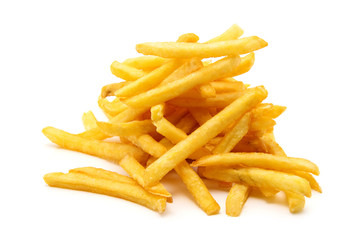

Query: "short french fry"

xmin=110 ymin=61 xmax=146 ymax=81
xmin=97 ymin=120 xmax=156 ymax=137
xmin=285 ymin=191 xmax=305 ymax=213
xmin=42 ymin=127 xmax=148 ymax=163
xmin=82 ymin=111 xmax=98 ymax=131
xmin=201 ymin=167 xmax=312 ymax=197
xmin=44 ymin=172 xmax=166 ymax=213
xmin=212 ymin=113 xmax=251 ymax=154
xmin=125 ymin=56 xmax=242 ymax=108
xmin=191 ymin=152 xmax=320 ymax=175
xmin=252 ymin=103 xmax=287 ymax=119
xmin=136 ymin=36 xmax=267 ymax=59
xmin=119 ymin=155 xmax=172 ymax=200
xmin=177 ymin=33 xmax=200 ymax=43
xmin=144 ymin=86 xmax=267 ymax=187
xmin=226 ymin=183 xmax=250 ymax=217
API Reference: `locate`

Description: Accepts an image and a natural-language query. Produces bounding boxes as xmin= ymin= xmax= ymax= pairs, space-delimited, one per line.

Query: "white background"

xmin=1 ymin=0 xmax=361 ymax=239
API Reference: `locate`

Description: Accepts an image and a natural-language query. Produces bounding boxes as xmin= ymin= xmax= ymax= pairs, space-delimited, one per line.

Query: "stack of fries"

xmin=43 ymin=24 xmax=321 ymax=216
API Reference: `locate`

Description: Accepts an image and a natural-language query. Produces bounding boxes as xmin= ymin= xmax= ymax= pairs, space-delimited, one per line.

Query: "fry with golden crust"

xmin=226 ymin=183 xmax=250 ymax=217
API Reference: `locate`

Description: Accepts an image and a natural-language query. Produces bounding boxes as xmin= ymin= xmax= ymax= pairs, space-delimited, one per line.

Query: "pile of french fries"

xmin=43 ymin=24 xmax=321 ymax=216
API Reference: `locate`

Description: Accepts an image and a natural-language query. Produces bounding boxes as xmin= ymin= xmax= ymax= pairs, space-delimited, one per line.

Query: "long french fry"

xmin=205 ymin=24 xmax=244 ymax=43
xmin=44 ymin=172 xmax=166 ymax=213
xmin=125 ymin=56 xmax=241 ymax=108
xmin=212 ymin=113 xmax=251 ymax=154
xmin=70 ymin=167 xmax=136 ymax=185
xmin=42 ymin=127 xmax=148 ymax=163
xmin=122 ymin=56 xmax=167 ymax=70
xmin=144 ymin=86 xmax=267 ymax=187
xmin=119 ymin=155 xmax=172 ymax=200
xmin=201 ymin=167 xmax=311 ymax=197
xmin=225 ymin=183 xmax=250 ymax=217
xmin=191 ymin=152 xmax=319 ymax=175
xmin=137 ymin=36 xmax=267 ymax=59
xmin=110 ymin=61 xmax=146 ymax=81
xmin=97 ymin=120 xmax=156 ymax=137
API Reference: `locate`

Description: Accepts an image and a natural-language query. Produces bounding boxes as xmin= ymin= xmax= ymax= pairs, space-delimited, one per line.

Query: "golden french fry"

xmin=285 ymin=192 xmax=305 ymax=213
xmin=122 ymin=56 xmax=167 ymax=70
xmin=168 ymin=92 xmax=242 ymax=108
xmin=98 ymin=97 xmax=128 ymax=117
xmin=226 ymin=52 xmax=255 ymax=77
xmin=165 ymin=108 xmax=189 ymax=124
xmin=252 ymin=103 xmax=287 ymax=119
xmin=201 ymin=167 xmax=311 ymax=197
xmin=97 ymin=120 xmax=156 ymax=137
xmin=160 ymin=59 xmax=204 ymax=86
xmin=232 ymin=136 xmax=268 ymax=153
xmin=226 ymin=183 xmax=250 ymax=217
xmin=144 ymin=86 xmax=267 ymax=187
xmin=136 ymin=36 xmax=267 ymax=59
xmin=259 ymin=187 xmax=279 ymax=197
xmin=191 ymin=152 xmax=319 ymax=175
xmin=289 ymin=170 xmax=322 ymax=193
xmin=70 ymin=167 xmax=136 ymax=185
xmin=210 ymin=81 xmax=246 ymax=93
xmin=44 ymin=171 xmax=166 ymax=213
xmin=212 ymin=113 xmax=251 ymax=154
xmin=197 ymin=84 xmax=216 ymax=98
xmin=115 ymin=59 xmax=184 ymax=97
xmin=188 ymin=107 xmax=212 ymax=126
xmin=42 ymin=126 xmax=148 ymax=163
xmin=249 ymin=117 xmax=276 ymax=132
xmin=205 ymin=24 xmax=244 ymax=43
xmin=119 ymin=155 xmax=172 ymax=200
xmin=127 ymin=134 xmax=167 ymax=158
xmin=82 ymin=111 xmax=98 ymax=131
xmin=101 ymin=82 xmax=127 ymax=98
xmin=110 ymin=61 xmax=146 ymax=81
xmin=177 ymin=33 xmax=199 ymax=43
xmin=125 ymin=56 xmax=242 ymax=108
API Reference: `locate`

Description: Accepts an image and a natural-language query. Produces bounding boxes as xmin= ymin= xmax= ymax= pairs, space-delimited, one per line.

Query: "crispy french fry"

xmin=125 ymin=56 xmax=242 ymax=108
xmin=110 ymin=61 xmax=146 ymax=81
xmin=165 ymin=108 xmax=189 ymax=124
xmin=212 ymin=113 xmax=251 ymax=154
xmin=144 ymin=86 xmax=267 ymax=187
xmin=159 ymin=59 xmax=203 ymax=86
xmin=119 ymin=155 xmax=172 ymax=201
xmin=197 ymin=84 xmax=216 ymax=98
xmin=177 ymin=33 xmax=200 ymax=43
xmin=259 ymin=188 xmax=279 ymax=197
xmin=98 ymin=97 xmax=128 ymax=117
xmin=289 ymin=170 xmax=322 ymax=193
xmin=188 ymin=107 xmax=212 ymax=126
xmin=201 ymin=167 xmax=311 ymax=197
xmin=226 ymin=52 xmax=255 ymax=77
xmin=97 ymin=120 xmax=156 ymax=137
xmin=191 ymin=152 xmax=319 ymax=175
xmin=127 ymin=134 xmax=167 ymax=158
xmin=168 ymin=92 xmax=242 ymax=108
xmin=82 ymin=111 xmax=98 ymax=131
xmin=122 ymin=56 xmax=167 ymax=70
xmin=136 ymin=36 xmax=267 ymax=59
xmin=101 ymin=82 xmax=127 ymax=98
xmin=252 ymin=103 xmax=287 ymax=119
xmin=44 ymin=171 xmax=166 ymax=213
xmin=285 ymin=191 xmax=305 ymax=213
xmin=70 ymin=167 xmax=136 ymax=185
xmin=205 ymin=24 xmax=244 ymax=43
xmin=226 ymin=183 xmax=250 ymax=217
xmin=249 ymin=117 xmax=276 ymax=132
xmin=115 ymin=59 xmax=184 ymax=97
xmin=42 ymin=127 xmax=148 ymax=163
xmin=210 ymin=81 xmax=246 ymax=93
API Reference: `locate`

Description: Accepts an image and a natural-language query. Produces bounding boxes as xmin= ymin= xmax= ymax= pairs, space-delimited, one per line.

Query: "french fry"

xmin=191 ymin=152 xmax=319 ymax=175
xmin=82 ymin=111 xmax=98 ymax=131
xmin=188 ymin=107 xmax=212 ymax=126
xmin=144 ymin=86 xmax=267 ymax=187
xmin=42 ymin=126 xmax=148 ymax=163
xmin=119 ymin=155 xmax=172 ymax=201
xmin=122 ymin=56 xmax=167 ymax=70
xmin=226 ymin=52 xmax=255 ymax=77
xmin=168 ymin=92 xmax=243 ymax=108
xmin=127 ymin=134 xmax=167 ymax=158
xmin=289 ymin=170 xmax=322 ymax=193
xmin=70 ymin=167 xmax=136 ymax=185
xmin=110 ymin=61 xmax=146 ymax=81
xmin=136 ymin=36 xmax=267 ymax=59
xmin=101 ymin=82 xmax=127 ymax=98
xmin=197 ymin=84 xmax=217 ymax=98
xmin=249 ymin=117 xmax=276 ymax=132
xmin=44 ymin=171 xmax=166 ymax=213
xmin=210 ymin=81 xmax=246 ymax=93
xmin=200 ymin=167 xmax=312 ymax=197
xmin=177 ymin=33 xmax=200 ymax=43
xmin=115 ymin=59 xmax=184 ymax=97
xmin=225 ymin=183 xmax=250 ymax=217
xmin=212 ymin=113 xmax=251 ymax=154
xmin=98 ymin=97 xmax=128 ymax=117
xmin=124 ymin=56 xmax=242 ymax=108
xmin=259 ymin=188 xmax=279 ymax=197
xmin=285 ymin=191 xmax=305 ymax=213
xmin=252 ymin=103 xmax=287 ymax=119
xmin=205 ymin=24 xmax=244 ymax=43
xmin=97 ymin=120 xmax=156 ymax=137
